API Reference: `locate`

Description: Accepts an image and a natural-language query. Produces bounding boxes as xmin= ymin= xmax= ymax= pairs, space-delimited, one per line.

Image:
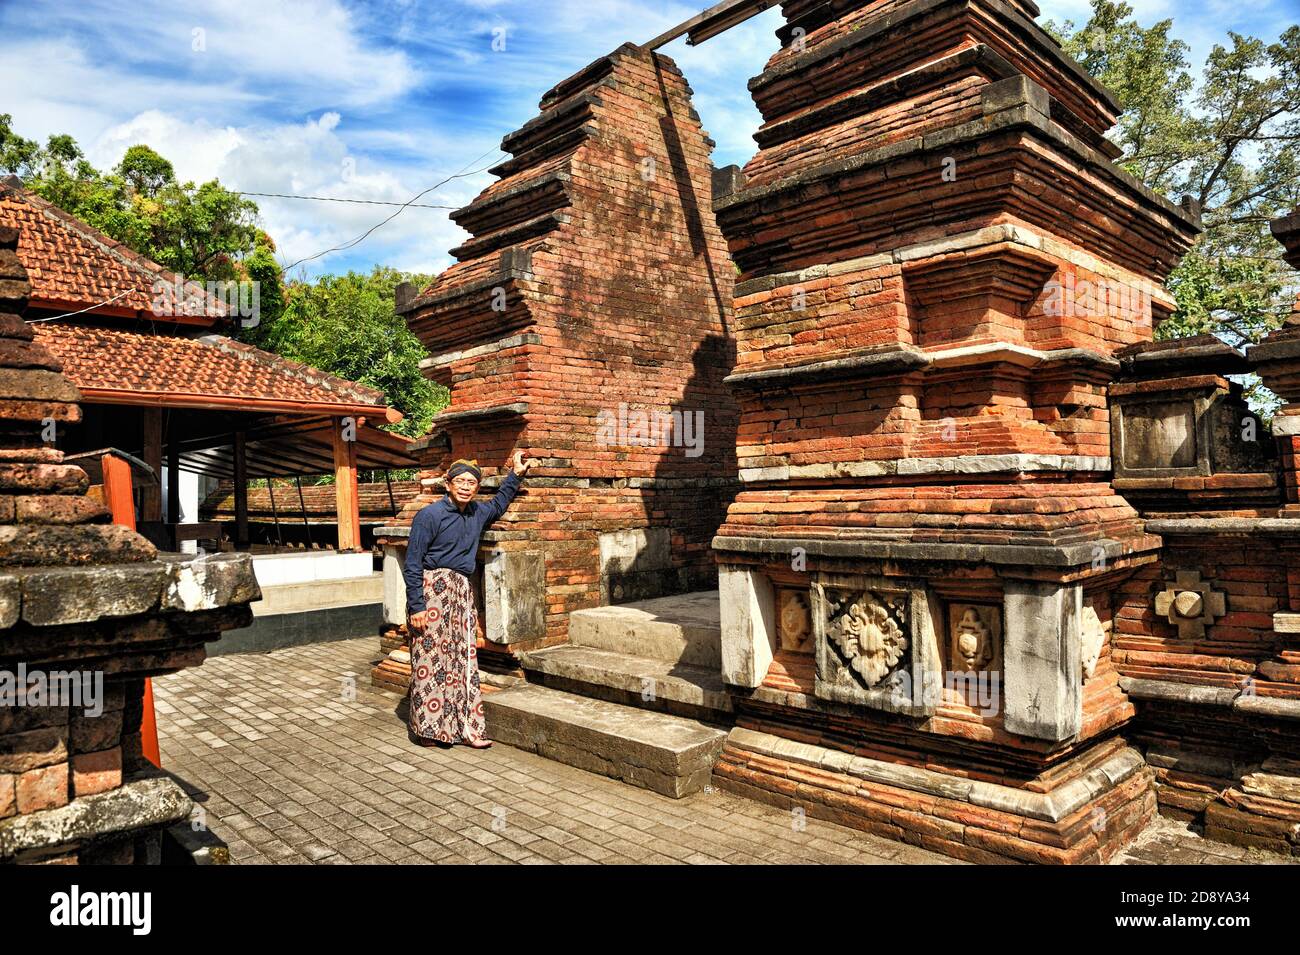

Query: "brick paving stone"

xmin=154 ymin=637 xmax=1298 ymax=866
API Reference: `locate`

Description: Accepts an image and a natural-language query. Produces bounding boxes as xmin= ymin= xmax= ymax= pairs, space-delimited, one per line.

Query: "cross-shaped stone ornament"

xmin=1154 ymin=570 xmax=1227 ymax=639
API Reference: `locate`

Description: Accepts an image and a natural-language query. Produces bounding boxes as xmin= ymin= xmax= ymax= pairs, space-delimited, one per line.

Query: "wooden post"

xmin=165 ymin=417 xmax=181 ymax=531
xmin=267 ymin=478 xmax=283 ymax=547
xmin=233 ymin=431 xmax=249 ymax=550
xmin=140 ymin=407 xmax=163 ymax=522
xmin=101 ymin=451 xmax=161 ymax=769
xmin=101 ymin=453 xmax=137 ymax=530
xmin=384 ymin=468 xmax=398 ymax=516
xmin=332 ymin=416 xmax=360 ymax=552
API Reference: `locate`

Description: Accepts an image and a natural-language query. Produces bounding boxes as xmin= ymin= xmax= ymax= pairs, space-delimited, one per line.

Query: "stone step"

xmin=518 ymin=644 xmax=733 ymax=718
xmin=483 ymin=683 xmax=727 ymax=798
xmin=567 ymin=590 xmax=721 ymax=667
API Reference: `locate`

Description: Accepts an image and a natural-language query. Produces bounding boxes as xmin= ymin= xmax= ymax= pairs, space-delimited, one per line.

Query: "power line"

xmin=278 ymin=148 xmax=507 ymax=273
xmin=238 ymin=191 xmax=458 ymax=210
xmin=28 ymin=289 xmax=132 ymax=322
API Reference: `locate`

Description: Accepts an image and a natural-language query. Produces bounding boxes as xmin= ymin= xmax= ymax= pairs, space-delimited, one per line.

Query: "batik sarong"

xmin=408 ymin=568 xmax=486 ymax=744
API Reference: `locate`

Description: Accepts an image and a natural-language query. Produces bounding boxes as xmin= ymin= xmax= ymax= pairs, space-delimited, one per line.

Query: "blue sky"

xmin=1 ymin=0 xmax=1295 ymax=280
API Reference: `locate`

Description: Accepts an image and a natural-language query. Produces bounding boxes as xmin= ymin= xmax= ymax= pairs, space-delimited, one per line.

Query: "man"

xmin=403 ymin=451 xmax=534 ymax=747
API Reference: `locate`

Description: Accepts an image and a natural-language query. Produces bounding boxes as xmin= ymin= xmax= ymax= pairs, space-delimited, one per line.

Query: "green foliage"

xmin=1046 ymin=3 xmax=1300 ymax=349
xmin=0 ymin=117 xmax=437 ymax=439
xmin=0 ymin=119 xmax=260 ymax=284
xmin=241 ymin=266 xmax=446 ymax=438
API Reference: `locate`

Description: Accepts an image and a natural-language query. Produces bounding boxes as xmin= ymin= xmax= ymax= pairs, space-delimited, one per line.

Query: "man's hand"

xmin=513 ymin=450 xmax=536 ymax=476
xmin=408 ymin=610 xmax=428 ymax=633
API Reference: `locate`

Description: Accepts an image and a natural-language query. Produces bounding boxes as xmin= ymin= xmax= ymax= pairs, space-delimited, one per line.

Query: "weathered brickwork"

xmin=364 ymin=2 xmax=1300 ymax=864
xmin=0 ymin=225 xmax=259 ymax=864
xmin=708 ymin=0 xmax=1201 ymax=864
xmin=1091 ymin=206 xmax=1300 ymax=855
xmin=378 ymin=42 xmax=740 ymax=682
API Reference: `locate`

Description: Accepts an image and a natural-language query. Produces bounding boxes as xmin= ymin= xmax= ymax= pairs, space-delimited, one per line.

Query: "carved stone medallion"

xmin=827 ymin=590 xmax=908 ymax=689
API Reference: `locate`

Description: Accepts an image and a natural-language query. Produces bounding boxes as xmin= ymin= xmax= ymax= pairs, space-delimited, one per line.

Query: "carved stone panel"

xmin=777 ymin=588 xmax=812 ymax=654
xmin=947 ymin=603 xmax=1002 ymax=673
xmin=1080 ymin=604 xmax=1106 ymax=680
xmin=813 ymin=574 xmax=939 ymax=716
xmin=1121 ymin=400 xmax=1197 ymax=470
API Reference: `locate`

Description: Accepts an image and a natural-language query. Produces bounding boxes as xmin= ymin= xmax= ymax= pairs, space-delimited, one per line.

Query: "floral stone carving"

xmin=831 ymin=592 xmax=908 ymax=687
xmin=812 ymin=575 xmax=938 ymax=716
xmin=1154 ymin=570 xmax=1227 ymax=639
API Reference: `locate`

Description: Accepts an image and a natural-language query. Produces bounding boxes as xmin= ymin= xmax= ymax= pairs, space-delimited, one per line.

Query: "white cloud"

xmin=4 ymin=0 xmax=1290 ymax=283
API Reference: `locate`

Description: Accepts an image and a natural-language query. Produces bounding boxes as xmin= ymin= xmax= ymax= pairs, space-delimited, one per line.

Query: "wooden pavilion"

xmin=0 ymin=176 xmax=419 ymax=552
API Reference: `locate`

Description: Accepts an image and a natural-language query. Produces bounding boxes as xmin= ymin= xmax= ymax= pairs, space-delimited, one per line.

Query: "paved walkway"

xmin=154 ymin=637 xmax=955 ymax=864
xmin=154 ymin=637 xmax=1295 ymax=865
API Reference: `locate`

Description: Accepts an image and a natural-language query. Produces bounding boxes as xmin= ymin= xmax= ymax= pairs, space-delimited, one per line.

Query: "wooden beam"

xmin=332 ymin=417 xmax=361 ymax=552
xmin=233 ymin=431 xmax=249 ymax=549
xmin=140 ymin=407 xmax=163 ymax=522
xmin=641 ymin=0 xmax=776 ymax=51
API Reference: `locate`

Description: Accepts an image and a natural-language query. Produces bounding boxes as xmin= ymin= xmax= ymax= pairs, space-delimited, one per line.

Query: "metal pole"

xmin=295 ymin=475 xmax=313 ymax=549
xmin=385 ymin=468 xmax=398 ymax=516
xmin=267 ymin=477 xmax=284 ymax=548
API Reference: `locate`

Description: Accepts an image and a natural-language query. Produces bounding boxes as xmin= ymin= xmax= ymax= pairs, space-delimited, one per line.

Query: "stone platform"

xmin=518 ymin=590 xmax=731 ymax=720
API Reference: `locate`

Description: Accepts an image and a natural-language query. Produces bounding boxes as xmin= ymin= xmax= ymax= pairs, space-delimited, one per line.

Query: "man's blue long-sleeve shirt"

xmin=403 ymin=470 xmax=522 ymax=616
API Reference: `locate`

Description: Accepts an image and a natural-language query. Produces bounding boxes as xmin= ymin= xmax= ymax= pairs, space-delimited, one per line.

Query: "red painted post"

xmin=101 ymin=452 xmax=163 ymax=769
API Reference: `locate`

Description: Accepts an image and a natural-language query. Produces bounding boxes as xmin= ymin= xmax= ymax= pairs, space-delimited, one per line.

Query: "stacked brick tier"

xmin=0 ymin=225 xmax=259 ymax=864
xmin=709 ymin=0 xmax=1199 ymax=863
xmin=1094 ymin=207 xmax=1300 ymax=853
xmin=398 ymin=43 xmax=740 ymax=657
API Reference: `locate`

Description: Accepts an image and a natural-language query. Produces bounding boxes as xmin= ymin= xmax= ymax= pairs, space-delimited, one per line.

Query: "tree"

xmin=0 ymin=119 xmax=260 ymax=284
xmin=242 ymin=266 xmax=446 ymax=439
xmin=1046 ymin=3 xmax=1300 ymax=352
xmin=1 ymin=118 xmax=440 ymax=441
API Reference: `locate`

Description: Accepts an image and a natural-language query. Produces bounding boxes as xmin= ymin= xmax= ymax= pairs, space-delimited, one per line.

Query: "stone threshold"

xmin=727 ymin=726 xmax=1144 ymax=824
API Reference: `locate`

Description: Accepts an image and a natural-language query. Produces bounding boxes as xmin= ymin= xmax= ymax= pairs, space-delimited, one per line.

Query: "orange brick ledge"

xmin=712 ymin=726 xmax=1156 ymax=864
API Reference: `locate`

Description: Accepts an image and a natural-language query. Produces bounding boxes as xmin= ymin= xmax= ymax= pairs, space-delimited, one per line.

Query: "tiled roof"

xmin=33 ymin=323 xmax=393 ymax=414
xmin=0 ymin=179 xmax=225 ymax=322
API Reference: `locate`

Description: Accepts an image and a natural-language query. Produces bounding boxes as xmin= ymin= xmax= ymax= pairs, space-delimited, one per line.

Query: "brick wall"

xmin=401 ymin=43 xmax=740 ymax=644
